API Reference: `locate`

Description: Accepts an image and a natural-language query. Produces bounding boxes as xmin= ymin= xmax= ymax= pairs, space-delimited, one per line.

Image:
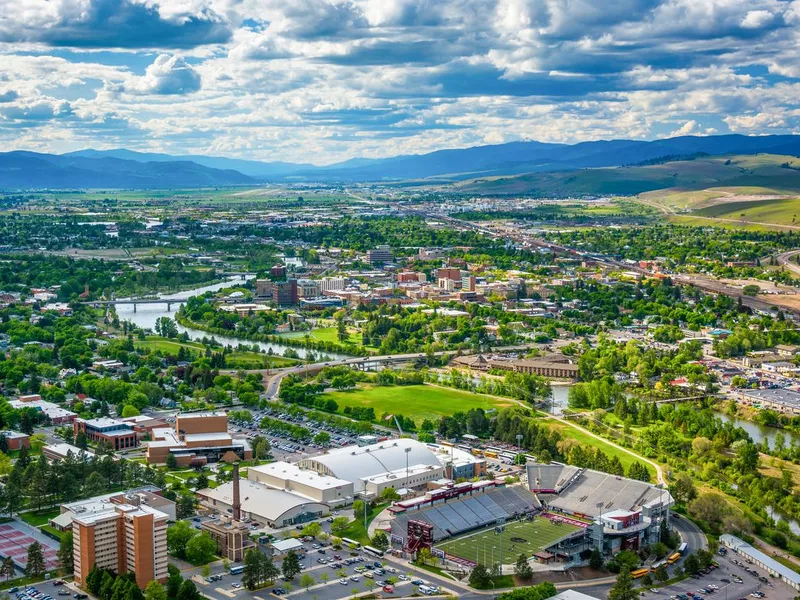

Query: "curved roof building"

xmin=299 ymin=438 xmax=440 ymax=491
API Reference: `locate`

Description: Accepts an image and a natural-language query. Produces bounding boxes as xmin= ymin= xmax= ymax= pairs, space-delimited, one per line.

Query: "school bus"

xmin=483 ymin=450 xmax=499 ymax=459
xmin=667 ymin=553 xmax=681 ymax=565
xmin=631 ymin=568 xmax=651 ymax=579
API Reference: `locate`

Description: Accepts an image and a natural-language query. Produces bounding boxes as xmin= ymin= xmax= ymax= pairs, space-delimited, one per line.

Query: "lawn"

xmin=545 ymin=420 xmax=657 ymax=479
xmin=337 ymin=502 xmax=390 ymax=544
xmin=20 ymin=509 xmax=60 ymax=527
xmin=320 ymin=384 xmax=515 ymax=423
xmin=435 ymin=517 xmax=578 ymax=565
xmin=134 ymin=336 xmax=206 ymax=354
xmin=279 ymin=327 xmax=367 ymax=347
xmin=224 ymin=351 xmax=300 ymax=369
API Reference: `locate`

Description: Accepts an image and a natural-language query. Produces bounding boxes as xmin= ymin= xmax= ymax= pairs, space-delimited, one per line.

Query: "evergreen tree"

xmin=514 ymin=554 xmax=533 ymax=580
xmin=24 ymin=541 xmax=46 ymax=577
xmin=1 ymin=556 xmax=15 ymax=580
xmin=58 ymin=531 xmax=74 ymax=573
xmin=282 ymin=550 xmax=301 ymax=580
xmin=609 ymin=567 xmax=638 ymax=600
xmin=469 ymin=564 xmax=491 ymax=589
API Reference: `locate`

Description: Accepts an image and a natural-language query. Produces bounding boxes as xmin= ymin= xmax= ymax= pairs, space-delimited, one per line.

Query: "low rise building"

xmin=0 ymin=430 xmax=29 ymax=450
xmin=146 ymin=412 xmax=252 ymax=465
xmin=9 ymin=398 xmax=76 ymax=423
xmin=248 ymin=461 xmax=354 ymax=506
xmin=721 ymin=534 xmax=800 ymax=590
xmin=74 ymin=418 xmax=138 ymax=451
xmin=736 ymin=388 xmax=800 ymax=415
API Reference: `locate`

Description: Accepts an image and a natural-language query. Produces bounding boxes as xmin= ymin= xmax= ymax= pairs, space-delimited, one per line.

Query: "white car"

xmin=398 ymin=575 xmax=409 ymax=581
xmin=350 ymin=576 xmax=360 ymax=582
xmin=339 ymin=579 xmax=349 ymax=585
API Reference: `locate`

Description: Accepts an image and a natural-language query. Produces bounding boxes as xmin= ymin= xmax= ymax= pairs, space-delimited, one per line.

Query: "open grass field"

xmin=692 ymin=197 xmax=800 ymax=226
xmin=320 ymin=384 xmax=516 ymax=423
xmin=134 ymin=336 xmax=206 ymax=353
xmin=435 ymin=517 xmax=578 ymax=564
xmin=279 ymin=326 xmax=364 ymax=346
xmin=545 ymin=420 xmax=656 ymax=479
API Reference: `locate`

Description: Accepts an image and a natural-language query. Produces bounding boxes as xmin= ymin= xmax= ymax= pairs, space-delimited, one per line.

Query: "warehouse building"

xmin=721 ymin=534 xmax=800 ymax=590
xmin=197 ymin=478 xmax=329 ymax=528
xmin=247 ymin=461 xmax=354 ymax=506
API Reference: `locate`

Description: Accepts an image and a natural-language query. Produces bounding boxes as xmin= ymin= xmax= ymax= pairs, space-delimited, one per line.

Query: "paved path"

xmin=546 ymin=414 xmax=666 ymax=485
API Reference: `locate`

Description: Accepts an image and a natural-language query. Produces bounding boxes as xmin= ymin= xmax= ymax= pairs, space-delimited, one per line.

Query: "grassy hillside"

xmin=455 ymin=154 xmax=800 ymax=196
xmin=691 ymin=197 xmax=800 ymax=225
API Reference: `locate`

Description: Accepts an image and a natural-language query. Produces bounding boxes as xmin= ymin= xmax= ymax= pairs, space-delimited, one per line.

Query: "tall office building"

xmin=273 ymin=279 xmax=298 ymax=306
xmin=73 ymin=503 xmax=168 ymax=589
xmin=367 ymin=245 xmax=393 ymax=265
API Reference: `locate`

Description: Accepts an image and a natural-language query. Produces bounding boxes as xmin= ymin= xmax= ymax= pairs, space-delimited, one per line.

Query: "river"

xmin=714 ymin=410 xmax=800 ymax=449
xmin=114 ymin=277 xmax=347 ymax=360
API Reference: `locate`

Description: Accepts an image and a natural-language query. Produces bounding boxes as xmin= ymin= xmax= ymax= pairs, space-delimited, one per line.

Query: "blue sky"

xmin=0 ymin=0 xmax=798 ymax=164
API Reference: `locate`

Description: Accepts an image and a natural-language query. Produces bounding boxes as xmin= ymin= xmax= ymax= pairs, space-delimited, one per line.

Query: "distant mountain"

xmin=4 ymin=134 xmax=800 ymax=190
xmin=0 ymin=151 xmax=253 ymax=189
xmin=65 ymin=148 xmax=311 ymax=178
xmin=454 ymin=153 xmax=800 ymax=196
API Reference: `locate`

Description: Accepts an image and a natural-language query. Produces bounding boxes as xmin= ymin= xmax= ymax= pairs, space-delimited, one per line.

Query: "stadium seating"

xmin=391 ymin=486 xmax=538 ymax=542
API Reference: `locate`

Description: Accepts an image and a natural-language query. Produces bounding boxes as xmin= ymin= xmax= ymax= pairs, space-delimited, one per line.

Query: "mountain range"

xmin=1 ymin=134 xmax=800 ymax=190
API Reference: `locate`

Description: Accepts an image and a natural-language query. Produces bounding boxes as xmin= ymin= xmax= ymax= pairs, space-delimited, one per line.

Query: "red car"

xmin=383 ymin=586 xmax=394 ymax=593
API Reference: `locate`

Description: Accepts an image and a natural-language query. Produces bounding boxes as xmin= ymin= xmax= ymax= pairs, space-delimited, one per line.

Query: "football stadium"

xmin=388 ymin=462 xmax=672 ymax=568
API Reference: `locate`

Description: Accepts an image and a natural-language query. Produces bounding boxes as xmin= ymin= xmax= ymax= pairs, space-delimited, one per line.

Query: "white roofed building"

xmin=248 ymin=461 xmax=354 ymax=506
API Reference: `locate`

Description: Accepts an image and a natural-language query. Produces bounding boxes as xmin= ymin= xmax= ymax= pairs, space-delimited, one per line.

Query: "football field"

xmin=434 ymin=517 xmax=579 ymax=565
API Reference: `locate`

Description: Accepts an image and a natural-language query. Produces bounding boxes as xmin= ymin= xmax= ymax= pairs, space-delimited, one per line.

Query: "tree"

xmin=626 ymin=461 xmax=650 ymax=482
xmin=688 ymin=493 xmax=729 ymax=526
xmin=654 ymin=565 xmax=668 ymax=582
xmin=514 ymin=554 xmax=533 ymax=580
xmin=201 ymin=564 xmax=211 ymax=578
xmin=242 ymin=549 xmax=263 ymax=591
xmin=609 ymin=567 xmax=638 ymax=600
xmin=669 ymin=473 xmax=697 ymax=505
xmin=641 ymin=574 xmax=653 ymax=587
xmin=330 ymin=516 xmax=350 ymax=535
xmin=352 ymin=500 xmax=365 ymax=518
xmin=589 ymin=547 xmax=603 ymax=570
xmin=684 ymin=554 xmax=700 ymax=575
xmin=282 ymin=550 xmax=301 ymax=580
xmin=176 ymin=580 xmax=201 ymax=600
xmin=370 ymin=531 xmax=389 ymax=552
xmin=313 ymin=431 xmax=330 ymax=446
xmin=75 ymin=431 xmax=88 ymax=450
xmin=415 ymin=546 xmax=433 ymax=566
xmin=380 ymin=487 xmax=400 ymax=502
xmin=469 ymin=564 xmax=490 ymax=589
xmin=166 ymin=453 xmax=178 ymax=469
xmin=195 ymin=472 xmax=209 ymax=490
xmin=0 ymin=556 xmax=14 ymax=580
xmin=166 ymin=564 xmax=183 ymax=600
xmin=121 ymin=405 xmax=140 ymax=418
xmin=300 ymin=573 xmax=315 ymax=591
xmin=58 ymin=531 xmax=74 ymax=573
xmin=145 ymin=581 xmax=167 ymax=600
xmin=186 ymin=532 xmax=216 ymax=565
xmin=166 ymin=521 xmax=197 ymax=559
xmin=25 ymin=541 xmax=46 ymax=577
xmin=302 ymin=521 xmax=322 ymax=538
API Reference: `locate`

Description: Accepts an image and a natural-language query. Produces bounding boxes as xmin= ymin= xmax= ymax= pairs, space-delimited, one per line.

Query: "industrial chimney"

xmin=232 ymin=462 xmax=241 ymax=522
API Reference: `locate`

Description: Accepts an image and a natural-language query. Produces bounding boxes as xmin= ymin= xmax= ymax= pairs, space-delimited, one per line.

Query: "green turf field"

xmin=434 ymin=517 xmax=579 ymax=564
xmin=320 ymin=384 xmax=515 ymax=423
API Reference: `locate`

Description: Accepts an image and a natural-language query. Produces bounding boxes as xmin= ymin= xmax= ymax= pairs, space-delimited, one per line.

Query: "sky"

xmin=0 ymin=0 xmax=798 ymax=165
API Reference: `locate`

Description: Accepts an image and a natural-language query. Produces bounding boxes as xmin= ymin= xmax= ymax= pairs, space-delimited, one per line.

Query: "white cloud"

xmin=126 ymin=54 xmax=201 ymax=95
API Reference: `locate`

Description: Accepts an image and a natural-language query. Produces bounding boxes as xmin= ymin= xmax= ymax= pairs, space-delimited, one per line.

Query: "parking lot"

xmin=5 ymin=579 xmax=86 ymax=600
xmin=641 ymin=550 xmax=798 ymax=600
xmin=190 ymin=544 xmax=453 ymax=600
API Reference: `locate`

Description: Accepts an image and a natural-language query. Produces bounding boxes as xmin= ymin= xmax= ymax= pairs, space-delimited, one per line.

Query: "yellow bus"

xmin=483 ymin=450 xmax=499 ymax=459
xmin=631 ymin=569 xmax=650 ymax=579
xmin=667 ymin=553 xmax=681 ymax=565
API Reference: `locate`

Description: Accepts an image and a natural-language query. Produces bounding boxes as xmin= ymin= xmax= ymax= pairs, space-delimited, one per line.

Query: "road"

xmin=777 ymin=250 xmax=800 ymax=278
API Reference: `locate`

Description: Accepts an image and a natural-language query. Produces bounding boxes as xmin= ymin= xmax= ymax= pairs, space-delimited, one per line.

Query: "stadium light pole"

xmin=516 ymin=434 xmax=523 ymax=456
xmin=405 ymin=446 xmax=411 ymax=490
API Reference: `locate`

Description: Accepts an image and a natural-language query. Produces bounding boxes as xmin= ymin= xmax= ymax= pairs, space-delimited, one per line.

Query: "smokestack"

xmin=232 ymin=462 xmax=241 ymax=522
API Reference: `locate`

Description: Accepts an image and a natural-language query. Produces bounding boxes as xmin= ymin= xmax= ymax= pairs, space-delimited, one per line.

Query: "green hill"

xmin=455 ymin=154 xmax=800 ymax=196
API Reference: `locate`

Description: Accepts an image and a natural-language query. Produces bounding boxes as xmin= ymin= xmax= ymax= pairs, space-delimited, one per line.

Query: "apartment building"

xmin=73 ymin=502 xmax=168 ymax=589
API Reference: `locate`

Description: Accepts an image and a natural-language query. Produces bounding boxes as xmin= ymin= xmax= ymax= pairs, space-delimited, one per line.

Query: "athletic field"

xmin=434 ymin=517 xmax=579 ymax=565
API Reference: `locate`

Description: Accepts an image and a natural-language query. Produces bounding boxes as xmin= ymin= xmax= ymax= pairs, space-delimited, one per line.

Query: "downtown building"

xmin=73 ymin=501 xmax=169 ymax=589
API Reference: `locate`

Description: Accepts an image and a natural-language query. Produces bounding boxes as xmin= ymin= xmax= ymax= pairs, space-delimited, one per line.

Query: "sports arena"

xmin=387 ymin=463 xmax=672 ymax=568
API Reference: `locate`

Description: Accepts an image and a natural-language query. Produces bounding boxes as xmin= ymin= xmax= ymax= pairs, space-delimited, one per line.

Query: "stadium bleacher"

xmin=391 ymin=485 xmax=538 ymax=542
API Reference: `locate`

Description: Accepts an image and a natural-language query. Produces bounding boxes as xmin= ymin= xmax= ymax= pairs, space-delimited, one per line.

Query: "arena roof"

xmin=299 ymin=439 xmax=440 ymax=491
xmin=198 ymin=479 xmax=327 ymax=522
xmin=249 ymin=461 xmax=352 ymax=491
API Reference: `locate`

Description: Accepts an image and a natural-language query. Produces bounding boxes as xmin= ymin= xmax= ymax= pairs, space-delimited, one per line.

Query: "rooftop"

xmin=721 ymin=534 xmax=800 ymax=585
xmin=198 ymin=479 xmax=325 ymax=520
xmin=249 ymin=461 xmax=352 ymax=490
